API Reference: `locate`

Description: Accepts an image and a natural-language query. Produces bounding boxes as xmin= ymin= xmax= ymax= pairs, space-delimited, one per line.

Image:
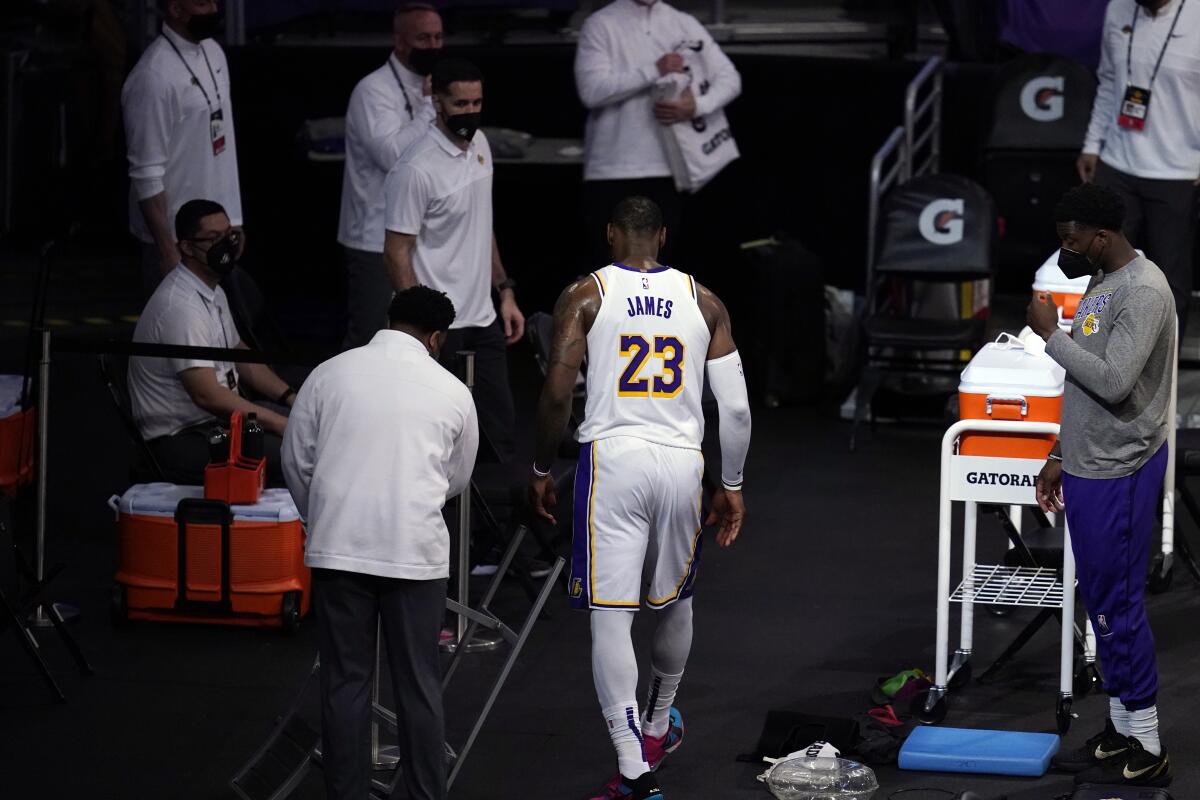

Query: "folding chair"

xmin=851 ymin=173 xmax=997 ymax=447
xmin=97 ymin=353 xmax=164 ymax=483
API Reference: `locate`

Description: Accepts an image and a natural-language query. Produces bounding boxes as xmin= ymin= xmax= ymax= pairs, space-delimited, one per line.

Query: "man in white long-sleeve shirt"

xmin=122 ymin=0 xmax=243 ymax=295
xmin=575 ymin=0 xmax=741 ymax=271
xmin=282 ymin=286 xmax=478 ymax=800
xmin=1078 ymin=0 xmax=1199 ymax=331
xmin=338 ymin=3 xmax=443 ymax=349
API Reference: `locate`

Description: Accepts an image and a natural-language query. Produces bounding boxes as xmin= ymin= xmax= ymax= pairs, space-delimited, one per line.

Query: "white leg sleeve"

xmin=705 ymin=351 xmax=751 ymax=490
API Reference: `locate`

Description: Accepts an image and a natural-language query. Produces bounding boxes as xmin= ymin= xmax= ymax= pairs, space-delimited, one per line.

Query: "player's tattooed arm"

xmin=533 ymin=277 xmax=600 ymax=471
xmin=695 ymin=282 xmax=737 ymax=361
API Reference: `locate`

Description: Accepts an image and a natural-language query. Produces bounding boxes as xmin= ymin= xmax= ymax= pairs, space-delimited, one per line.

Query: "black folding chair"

xmin=97 ymin=353 xmax=165 ymax=483
xmin=851 ymin=173 xmax=998 ymax=448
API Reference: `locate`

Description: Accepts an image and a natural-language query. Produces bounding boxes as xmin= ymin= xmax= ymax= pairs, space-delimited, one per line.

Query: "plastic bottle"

xmin=207 ymin=426 xmax=230 ymax=464
xmin=242 ymin=413 xmax=264 ymax=461
xmin=757 ymin=742 xmax=879 ymax=800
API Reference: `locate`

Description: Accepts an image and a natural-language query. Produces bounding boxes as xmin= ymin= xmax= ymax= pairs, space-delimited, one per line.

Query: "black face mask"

xmin=190 ymin=234 xmax=238 ymax=275
xmin=186 ymin=11 xmax=222 ymax=41
xmin=444 ymin=111 xmax=481 ymax=142
xmin=1057 ymin=233 xmax=1101 ymax=280
xmin=407 ymin=47 xmax=440 ymax=77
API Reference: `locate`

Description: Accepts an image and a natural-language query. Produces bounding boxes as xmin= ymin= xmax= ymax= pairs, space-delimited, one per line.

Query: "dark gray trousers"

xmin=1095 ymin=161 xmax=1198 ymax=333
xmin=313 ymin=569 xmax=447 ymax=800
xmin=343 ymin=246 xmax=392 ymax=351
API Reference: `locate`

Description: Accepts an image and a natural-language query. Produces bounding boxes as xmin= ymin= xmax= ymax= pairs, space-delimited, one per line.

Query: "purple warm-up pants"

xmin=1062 ymin=443 xmax=1167 ymax=711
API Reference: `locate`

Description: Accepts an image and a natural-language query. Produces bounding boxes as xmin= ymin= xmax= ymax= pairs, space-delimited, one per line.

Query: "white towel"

xmin=653 ymin=47 xmax=739 ymax=193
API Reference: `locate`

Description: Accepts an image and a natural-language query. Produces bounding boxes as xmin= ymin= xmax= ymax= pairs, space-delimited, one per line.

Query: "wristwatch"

xmin=277 ymin=386 xmax=297 ymax=405
xmin=495 ymin=277 xmax=517 ymax=294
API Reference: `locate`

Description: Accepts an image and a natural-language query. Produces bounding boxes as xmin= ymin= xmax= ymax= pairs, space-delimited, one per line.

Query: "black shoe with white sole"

xmin=1074 ymin=736 xmax=1171 ymax=787
xmin=1052 ymin=719 xmax=1130 ymax=773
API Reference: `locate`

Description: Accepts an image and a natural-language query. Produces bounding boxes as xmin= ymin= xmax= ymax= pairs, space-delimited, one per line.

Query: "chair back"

xmin=985 ymin=53 xmax=1096 ymax=151
xmin=98 ymin=353 xmax=164 ymax=480
xmin=875 ymin=173 xmax=997 ymax=281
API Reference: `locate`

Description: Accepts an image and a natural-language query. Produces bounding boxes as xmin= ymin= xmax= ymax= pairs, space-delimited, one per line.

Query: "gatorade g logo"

xmin=1020 ymin=75 xmax=1065 ymax=122
xmin=918 ymin=199 xmax=964 ymax=245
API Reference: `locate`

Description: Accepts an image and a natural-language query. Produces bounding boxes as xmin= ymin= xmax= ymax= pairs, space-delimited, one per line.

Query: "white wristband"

xmin=532 ymin=462 xmax=551 ymax=478
xmin=722 ymin=482 xmax=743 ymax=492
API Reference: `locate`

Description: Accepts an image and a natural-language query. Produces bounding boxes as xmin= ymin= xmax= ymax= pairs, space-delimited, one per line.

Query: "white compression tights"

xmin=591 ymin=600 xmax=695 ymax=776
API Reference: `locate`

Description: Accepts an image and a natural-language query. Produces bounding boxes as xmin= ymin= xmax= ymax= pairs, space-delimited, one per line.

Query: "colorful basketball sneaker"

xmin=643 ymin=707 xmax=685 ymax=771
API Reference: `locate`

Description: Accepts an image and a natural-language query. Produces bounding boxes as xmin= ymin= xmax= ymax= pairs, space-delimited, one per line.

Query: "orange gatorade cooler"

xmin=0 ymin=375 xmax=34 ymax=496
xmin=111 ymin=483 xmax=310 ymax=632
xmin=1032 ymin=251 xmax=1090 ymax=334
xmin=958 ymin=332 xmax=1065 ymax=459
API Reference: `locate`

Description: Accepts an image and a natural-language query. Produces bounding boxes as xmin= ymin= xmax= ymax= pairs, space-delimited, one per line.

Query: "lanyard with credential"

xmin=163 ymin=34 xmax=223 ymax=112
xmin=1117 ymin=0 xmax=1186 ymax=130
xmin=1126 ymin=0 xmax=1187 ymax=89
xmin=387 ymin=59 xmax=416 ymax=121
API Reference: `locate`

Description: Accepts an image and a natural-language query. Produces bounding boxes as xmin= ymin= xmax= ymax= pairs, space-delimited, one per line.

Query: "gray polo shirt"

xmin=1046 ymin=255 xmax=1175 ymax=479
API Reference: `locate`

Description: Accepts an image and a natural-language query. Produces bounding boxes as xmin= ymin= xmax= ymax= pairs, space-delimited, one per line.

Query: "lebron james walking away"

xmin=529 ymin=196 xmax=751 ymax=800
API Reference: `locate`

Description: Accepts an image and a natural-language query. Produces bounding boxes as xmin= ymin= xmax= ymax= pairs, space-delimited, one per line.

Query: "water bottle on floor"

xmin=758 ymin=741 xmax=879 ymax=800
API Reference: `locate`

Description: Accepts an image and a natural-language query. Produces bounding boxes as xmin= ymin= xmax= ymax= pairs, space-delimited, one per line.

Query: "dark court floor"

xmin=1 ymin=250 xmax=1199 ymax=800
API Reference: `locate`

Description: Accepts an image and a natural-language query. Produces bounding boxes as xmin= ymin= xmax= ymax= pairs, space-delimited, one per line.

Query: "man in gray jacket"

xmin=1028 ymin=183 xmax=1174 ymax=788
xmin=282 ymin=286 xmax=478 ymax=800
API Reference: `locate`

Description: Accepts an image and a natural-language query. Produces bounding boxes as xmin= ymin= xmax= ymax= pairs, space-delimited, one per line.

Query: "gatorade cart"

xmin=922 ymin=331 xmax=1086 ymax=732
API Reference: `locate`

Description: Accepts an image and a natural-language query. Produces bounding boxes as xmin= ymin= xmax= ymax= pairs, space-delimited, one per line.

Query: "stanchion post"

xmin=456 ymin=350 xmax=475 ymax=644
xmin=33 ymin=329 xmax=50 ymax=626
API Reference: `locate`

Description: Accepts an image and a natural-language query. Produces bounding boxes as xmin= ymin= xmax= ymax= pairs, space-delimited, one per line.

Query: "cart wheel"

xmin=1056 ymin=697 xmax=1073 ymax=734
xmin=109 ymin=584 xmax=127 ymax=628
xmin=1147 ymin=552 xmax=1173 ymax=594
xmin=948 ymin=661 xmax=972 ymax=690
xmin=986 ymin=605 xmax=1012 ymax=618
xmin=280 ymin=591 xmax=302 ymax=636
xmin=912 ymin=691 xmax=948 ymax=725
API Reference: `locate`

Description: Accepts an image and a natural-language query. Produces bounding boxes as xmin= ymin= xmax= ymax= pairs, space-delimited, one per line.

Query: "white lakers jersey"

xmin=575 ymin=263 xmax=711 ymax=450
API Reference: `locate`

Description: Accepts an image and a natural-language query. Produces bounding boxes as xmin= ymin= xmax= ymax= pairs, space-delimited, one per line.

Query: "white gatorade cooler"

xmin=958 ymin=331 xmax=1065 ymax=459
xmin=1032 ymin=251 xmax=1091 ymax=334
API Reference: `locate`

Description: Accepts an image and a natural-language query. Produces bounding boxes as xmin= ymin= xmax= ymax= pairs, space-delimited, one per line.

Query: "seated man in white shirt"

xmin=128 ymin=199 xmax=297 ymax=485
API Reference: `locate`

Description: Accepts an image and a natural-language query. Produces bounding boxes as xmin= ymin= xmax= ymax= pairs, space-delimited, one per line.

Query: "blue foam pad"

xmin=898 ymin=726 xmax=1059 ymax=777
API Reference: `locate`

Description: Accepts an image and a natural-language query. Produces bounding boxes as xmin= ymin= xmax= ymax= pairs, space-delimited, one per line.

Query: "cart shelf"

xmin=950 ymin=564 xmax=1063 ymax=609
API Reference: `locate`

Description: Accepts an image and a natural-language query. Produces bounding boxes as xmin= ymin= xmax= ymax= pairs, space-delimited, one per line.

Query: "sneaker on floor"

xmin=587 ymin=772 xmax=664 ymax=800
xmin=644 ymin=707 xmax=684 ymax=771
xmin=1074 ymin=736 xmax=1171 ymax=787
xmin=1052 ymin=719 xmax=1131 ymax=773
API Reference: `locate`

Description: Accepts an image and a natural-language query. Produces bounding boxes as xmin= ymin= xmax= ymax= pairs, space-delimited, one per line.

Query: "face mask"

xmin=186 ymin=11 xmax=222 ymax=40
xmin=444 ymin=110 xmax=481 ymax=142
xmin=1057 ymin=233 xmax=1100 ymax=280
xmin=407 ymin=47 xmax=440 ymax=77
xmin=189 ymin=234 xmax=238 ymax=275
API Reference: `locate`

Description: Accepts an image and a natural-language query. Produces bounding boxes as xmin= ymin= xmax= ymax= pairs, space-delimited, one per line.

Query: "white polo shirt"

xmin=337 ymin=54 xmax=436 ymax=253
xmin=122 ymin=25 xmax=243 ymax=243
xmin=1085 ymin=0 xmax=1200 ymax=180
xmin=128 ymin=265 xmax=241 ymax=440
xmin=575 ymin=0 xmax=742 ymax=182
xmin=383 ymin=125 xmax=496 ymax=329
xmin=282 ymin=329 xmax=479 ymax=580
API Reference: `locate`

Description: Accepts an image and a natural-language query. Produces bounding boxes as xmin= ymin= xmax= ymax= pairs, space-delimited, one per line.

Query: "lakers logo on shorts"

xmin=1082 ymin=312 xmax=1099 ymax=336
xmin=570 ymin=577 xmax=583 ymax=598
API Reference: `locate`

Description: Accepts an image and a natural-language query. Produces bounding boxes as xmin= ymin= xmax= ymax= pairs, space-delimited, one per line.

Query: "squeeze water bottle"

xmin=757 ymin=741 xmax=879 ymax=800
xmin=242 ymin=413 xmax=265 ymax=461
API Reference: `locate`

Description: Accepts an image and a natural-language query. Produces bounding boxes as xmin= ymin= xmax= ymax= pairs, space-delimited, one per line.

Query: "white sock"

xmin=602 ymin=702 xmax=649 ymax=778
xmin=1109 ymin=696 xmax=1132 ymax=737
xmin=642 ymin=667 xmax=684 ymax=738
xmin=591 ymin=611 xmax=648 ymax=777
xmin=1128 ymin=706 xmax=1162 ymax=756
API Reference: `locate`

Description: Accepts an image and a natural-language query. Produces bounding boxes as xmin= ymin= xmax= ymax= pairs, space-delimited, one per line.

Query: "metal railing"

xmin=904 ymin=55 xmax=944 ymax=181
